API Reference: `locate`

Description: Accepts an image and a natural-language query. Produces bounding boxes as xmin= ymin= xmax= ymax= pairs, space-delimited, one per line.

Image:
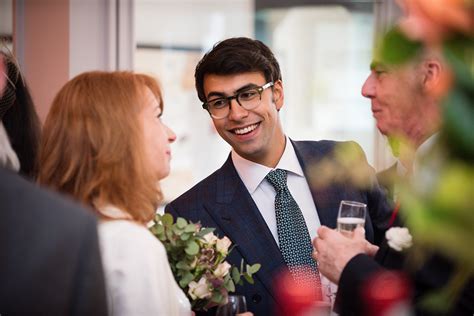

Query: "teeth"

xmin=234 ymin=124 xmax=258 ymax=135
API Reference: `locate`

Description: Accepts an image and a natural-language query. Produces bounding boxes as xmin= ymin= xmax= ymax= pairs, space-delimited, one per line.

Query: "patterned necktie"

xmin=266 ymin=169 xmax=322 ymax=295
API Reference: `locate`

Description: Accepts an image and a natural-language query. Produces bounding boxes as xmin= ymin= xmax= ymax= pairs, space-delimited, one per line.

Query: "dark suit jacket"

xmin=377 ymin=164 xmax=406 ymax=227
xmin=336 ymin=234 xmax=474 ymax=315
xmin=0 ymin=168 xmax=108 ymax=315
xmin=166 ymin=140 xmax=392 ymax=315
xmin=377 ymin=163 xmax=398 ymax=203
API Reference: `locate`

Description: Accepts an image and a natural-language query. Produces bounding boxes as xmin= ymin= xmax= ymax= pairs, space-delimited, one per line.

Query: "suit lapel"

xmin=292 ymin=140 xmax=341 ymax=229
xmin=203 ymin=156 xmax=284 ymax=299
xmin=377 ymin=164 xmax=398 ymax=203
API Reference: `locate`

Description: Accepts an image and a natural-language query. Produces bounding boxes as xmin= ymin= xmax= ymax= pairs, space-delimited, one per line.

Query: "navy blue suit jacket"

xmin=166 ymin=140 xmax=392 ymax=315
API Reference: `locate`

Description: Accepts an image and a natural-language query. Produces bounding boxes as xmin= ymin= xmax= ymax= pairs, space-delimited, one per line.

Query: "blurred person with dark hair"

xmin=0 ymin=53 xmax=108 ymax=316
xmin=0 ymin=52 xmax=41 ymax=179
xmin=166 ymin=37 xmax=393 ymax=314
xmin=37 ymin=71 xmax=194 ymax=315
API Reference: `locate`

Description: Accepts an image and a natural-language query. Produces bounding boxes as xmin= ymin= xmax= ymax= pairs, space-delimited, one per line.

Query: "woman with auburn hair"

xmin=37 ymin=71 xmax=191 ymax=315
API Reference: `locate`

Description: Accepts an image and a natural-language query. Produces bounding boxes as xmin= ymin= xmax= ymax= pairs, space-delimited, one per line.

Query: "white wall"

xmin=0 ymin=0 xmax=13 ymax=36
xmin=69 ymin=0 xmax=134 ymax=77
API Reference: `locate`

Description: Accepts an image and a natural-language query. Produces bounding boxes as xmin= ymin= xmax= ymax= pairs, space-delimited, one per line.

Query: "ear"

xmin=422 ymin=58 xmax=442 ymax=92
xmin=272 ymin=80 xmax=284 ymax=111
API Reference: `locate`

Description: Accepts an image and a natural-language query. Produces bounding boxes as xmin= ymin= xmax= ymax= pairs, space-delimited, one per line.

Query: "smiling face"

xmin=141 ymin=87 xmax=176 ymax=180
xmin=204 ymin=72 xmax=285 ymax=167
xmin=361 ymin=62 xmax=425 ymax=139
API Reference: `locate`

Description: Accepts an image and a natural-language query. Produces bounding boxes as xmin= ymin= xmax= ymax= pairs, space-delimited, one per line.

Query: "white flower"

xmin=202 ymin=232 xmax=218 ymax=246
xmin=216 ymin=236 xmax=232 ymax=255
xmin=213 ymin=262 xmax=231 ymax=278
xmin=188 ymin=277 xmax=212 ymax=300
xmin=386 ymin=227 xmax=413 ymax=252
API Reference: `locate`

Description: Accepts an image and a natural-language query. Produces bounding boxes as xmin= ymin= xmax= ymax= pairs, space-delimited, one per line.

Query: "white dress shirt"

xmin=231 ymin=137 xmax=321 ymax=244
xmin=394 ymin=133 xmax=439 ymax=200
xmin=232 ymin=138 xmax=337 ymax=307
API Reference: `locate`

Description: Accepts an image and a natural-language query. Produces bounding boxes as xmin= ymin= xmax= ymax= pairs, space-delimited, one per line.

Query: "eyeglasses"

xmin=202 ymin=82 xmax=274 ymax=119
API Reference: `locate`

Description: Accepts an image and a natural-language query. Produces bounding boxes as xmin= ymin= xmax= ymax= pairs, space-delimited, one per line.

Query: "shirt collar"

xmin=396 ymin=132 xmax=439 ymax=177
xmin=413 ymin=132 xmax=439 ymax=173
xmin=231 ymin=136 xmax=305 ymax=194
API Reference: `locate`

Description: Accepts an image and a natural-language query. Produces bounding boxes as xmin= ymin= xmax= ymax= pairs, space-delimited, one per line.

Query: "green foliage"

xmin=441 ymin=36 xmax=474 ymax=161
xmin=150 ymin=214 xmax=261 ymax=311
xmin=379 ymin=23 xmax=474 ymax=312
xmin=376 ymin=27 xmax=423 ymax=66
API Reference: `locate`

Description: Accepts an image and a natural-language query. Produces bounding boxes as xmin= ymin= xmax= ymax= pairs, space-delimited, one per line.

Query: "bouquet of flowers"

xmin=150 ymin=213 xmax=261 ymax=311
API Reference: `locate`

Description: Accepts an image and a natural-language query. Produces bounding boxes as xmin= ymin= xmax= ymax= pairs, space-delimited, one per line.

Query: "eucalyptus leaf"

xmin=149 ymin=225 xmax=157 ymax=235
xmin=211 ymin=292 xmax=224 ymax=304
xmin=176 ymin=261 xmax=190 ymax=270
xmin=185 ymin=223 xmax=197 ymax=233
xmin=248 ymin=263 xmax=261 ymax=274
xmin=172 ymin=225 xmax=184 ymax=235
xmin=196 ymin=227 xmax=215 ymax=237
xmin=185 ymin=241 xmax=199 ymax=256
xmin=176 ymin=217 xmax=187 ymax=229
xmin=231 ymin=267 xmax=241 ymax=284
xmin=154 ymin=214 xmax=162 ymax=222
xmin=154 ymin=225 xmax=164 ymax=235
xmin=225 ymin=279 xmax=235 ymax=292
xmin=161 ymin=213 xmax=174 ymax=226
xmin=243 ymin=274 xmax=254 ymax=284
xmin=180 ymin=233 xmax=191 ymax=241
xmin=166 ymin=228 xmax=174 ymax=240
xmin=179 ymin=272 xmax=194 ymax=288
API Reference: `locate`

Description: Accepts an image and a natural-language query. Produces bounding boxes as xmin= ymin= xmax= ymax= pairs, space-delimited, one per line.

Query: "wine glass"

xmin=215 ymin=295 xmax=247 ymax=316
xmin=337 ymin=200 xmax=366 ymax=236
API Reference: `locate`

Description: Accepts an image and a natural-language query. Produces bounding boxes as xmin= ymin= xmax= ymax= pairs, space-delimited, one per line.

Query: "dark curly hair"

xmin=194 ymin=37 xmax=282 ymax=102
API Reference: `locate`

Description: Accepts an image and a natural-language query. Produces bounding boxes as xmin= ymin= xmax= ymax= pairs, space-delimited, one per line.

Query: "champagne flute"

xmin=337 ymin=200 xmax=366 ymax=236
xmin=216 ymin=295 xmax=247 ymax=316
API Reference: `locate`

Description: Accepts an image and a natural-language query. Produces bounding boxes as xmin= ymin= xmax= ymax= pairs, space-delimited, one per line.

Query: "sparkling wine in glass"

xmin=215 ymin=295 xmax=247 ymax=316
xmin=337 ymin=200 xmax=366 ymax=236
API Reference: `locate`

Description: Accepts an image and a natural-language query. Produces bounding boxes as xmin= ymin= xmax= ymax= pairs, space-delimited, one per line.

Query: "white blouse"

xmin=98 ymin=207 xmax=191 ymax=316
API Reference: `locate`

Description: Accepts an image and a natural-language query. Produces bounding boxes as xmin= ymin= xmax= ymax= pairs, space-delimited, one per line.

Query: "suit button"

xmin=252 ymin=294 xmax=262 ymax=303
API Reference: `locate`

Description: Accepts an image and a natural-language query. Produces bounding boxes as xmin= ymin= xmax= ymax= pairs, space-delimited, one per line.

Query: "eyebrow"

xmin=206 ymin=83 xmax=261 ymax=100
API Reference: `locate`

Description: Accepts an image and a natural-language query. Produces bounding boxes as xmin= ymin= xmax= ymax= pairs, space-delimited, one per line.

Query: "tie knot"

xmin=265 ymin=169 xmax=288 ymax=192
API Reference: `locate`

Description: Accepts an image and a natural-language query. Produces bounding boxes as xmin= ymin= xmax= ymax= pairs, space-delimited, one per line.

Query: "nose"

xmin=227 ymin=98 xmax=248 ymax=120
xmin=361 ymin=73 xmax=376 ymax=99
xmin=165 ymin=124 xmax=176 ymax=143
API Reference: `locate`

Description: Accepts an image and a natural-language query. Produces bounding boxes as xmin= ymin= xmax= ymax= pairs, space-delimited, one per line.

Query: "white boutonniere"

xmin=386 ymin=227 xmax=413 ymax=252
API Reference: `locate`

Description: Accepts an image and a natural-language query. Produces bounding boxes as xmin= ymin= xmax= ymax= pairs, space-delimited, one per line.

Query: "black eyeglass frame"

xmin=202 ymin=81 xmax=274 ymax=119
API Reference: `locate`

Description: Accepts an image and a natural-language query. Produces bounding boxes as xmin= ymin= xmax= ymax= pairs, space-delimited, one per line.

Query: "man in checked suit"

xmin=166 ymin=37 xmax=392 ymax=315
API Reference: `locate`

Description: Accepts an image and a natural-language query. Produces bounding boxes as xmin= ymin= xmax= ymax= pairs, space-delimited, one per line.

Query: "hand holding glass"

xmin=337 ymin=200 xmax=366 ymax=236
xmin=215 ymin=295 xmax=247 ymax=316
